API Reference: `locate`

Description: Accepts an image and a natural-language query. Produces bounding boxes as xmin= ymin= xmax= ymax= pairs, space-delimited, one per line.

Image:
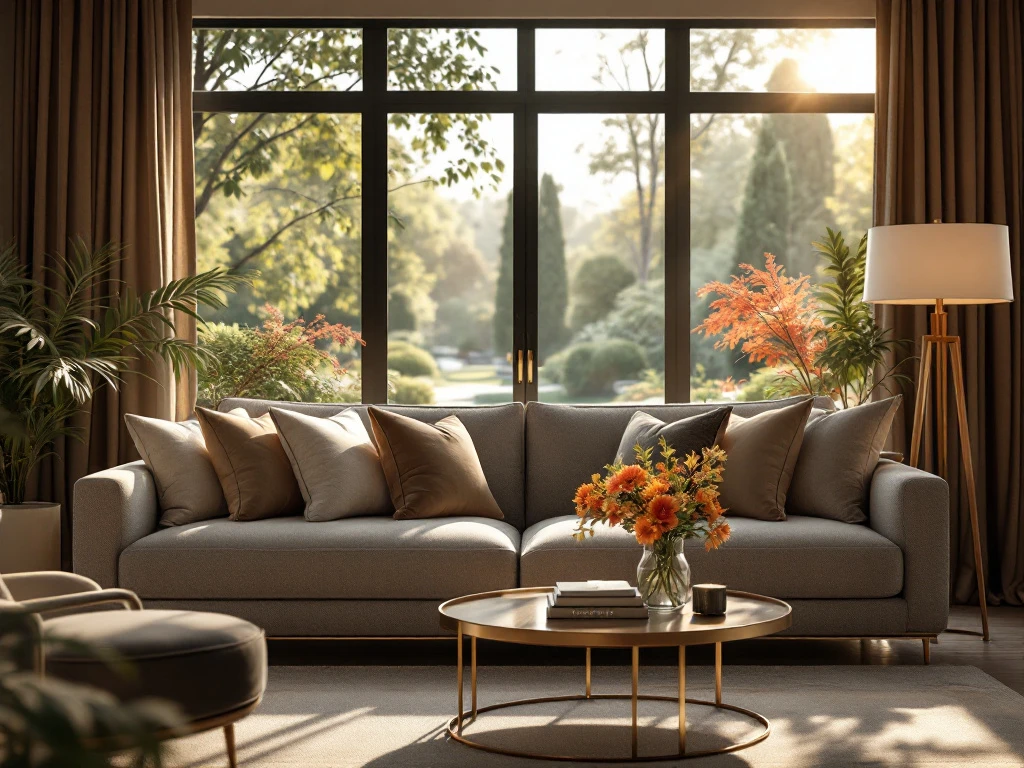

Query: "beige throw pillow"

xmin=367 ymin=407 xmax=504 ymax=520
xmin=196 ymin=407 xmax=304 ymax=521
xmin=787 ymin=396 xmax=902 ymax=524
xmin=270 ymin=408 xmax=393 ymax=521
xmin=718 ymin=398 xmax=814 ymax=521
xmin=124 ymin=412 xmax=242 ymax=526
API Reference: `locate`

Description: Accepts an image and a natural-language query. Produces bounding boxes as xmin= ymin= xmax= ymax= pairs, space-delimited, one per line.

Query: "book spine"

xmin=547 ymin=606 xmax=650 ymax=620
xmin=554 ymin=598 xmax=645 ymax=607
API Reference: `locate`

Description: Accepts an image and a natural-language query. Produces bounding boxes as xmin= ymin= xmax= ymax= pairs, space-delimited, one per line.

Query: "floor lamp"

xmin=864 ymin=223 xmax=1013 ymax=642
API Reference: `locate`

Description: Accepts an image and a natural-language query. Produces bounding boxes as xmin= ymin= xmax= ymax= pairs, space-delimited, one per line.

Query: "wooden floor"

xmin=268 ymin=606 xmax=1024 ymax=695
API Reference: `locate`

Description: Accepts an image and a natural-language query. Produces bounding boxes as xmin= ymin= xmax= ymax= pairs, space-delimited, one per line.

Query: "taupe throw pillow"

xmin=196 ymin=407 xmax=304 ymax=521
xmin=718 ymin=398 xmax=814 ymax=521
xmin=788 ymin=396 xmax=902 ymax=524
xmin=125 ymin=411 xmax=244 ymax=526
xmin=367 ymin=407 xmax=504 ymax=521
xmin=271 ymin=408 xmax=393 ymax=521
xmin=614 ymin=407 xmax=732 ymax=465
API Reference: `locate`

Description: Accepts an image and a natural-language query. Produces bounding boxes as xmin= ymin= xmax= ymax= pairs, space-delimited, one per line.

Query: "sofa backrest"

xmin=218 ymin=399 xmax=527 ymax=529
xmin=523 ymin=396 xmax=836 ymax=528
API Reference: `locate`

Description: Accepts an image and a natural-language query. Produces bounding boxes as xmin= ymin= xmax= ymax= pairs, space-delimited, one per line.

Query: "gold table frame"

xmin=439 ymin=588 xmax=791 ymax=762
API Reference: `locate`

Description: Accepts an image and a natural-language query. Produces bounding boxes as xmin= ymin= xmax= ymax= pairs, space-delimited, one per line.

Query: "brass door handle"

xmin=527 ymin=350 xmax=534 ymax=384
xmin=516 ymin=349 xmax=524 ymax=384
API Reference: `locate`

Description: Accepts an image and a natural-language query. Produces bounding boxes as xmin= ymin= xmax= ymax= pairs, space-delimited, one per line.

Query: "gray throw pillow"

xmin=271 ymin=408 xmax=393 ymax=521
xmin=718 ymin=398 xmax=814 ymax=521
xmin=614 ymin=407 xmax=732 ymax=465
xmin=787 ymin=396 xmax=902 ymax=524
xmin=124 ymin=410 xmax=245 ymax=526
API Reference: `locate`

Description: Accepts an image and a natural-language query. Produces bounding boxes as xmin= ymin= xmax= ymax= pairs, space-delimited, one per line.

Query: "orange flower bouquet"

xmin=572 ymin=440 xmax=730 ymax=612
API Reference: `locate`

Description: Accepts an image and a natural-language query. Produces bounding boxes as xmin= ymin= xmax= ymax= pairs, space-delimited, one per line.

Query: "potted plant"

xmin=0 ymin=239 xmax=246 ymax=570
xmin=572 ymin=440 xmax=730 ymax=611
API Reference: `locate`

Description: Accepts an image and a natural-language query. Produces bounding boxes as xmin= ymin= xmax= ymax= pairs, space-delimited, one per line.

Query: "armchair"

xmin=0 ymin=569 xmax=266 ymax=767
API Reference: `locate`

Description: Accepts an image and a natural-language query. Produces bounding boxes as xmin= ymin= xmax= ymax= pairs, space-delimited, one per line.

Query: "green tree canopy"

xmin=734 ymin=118 xmax=792 ymax=265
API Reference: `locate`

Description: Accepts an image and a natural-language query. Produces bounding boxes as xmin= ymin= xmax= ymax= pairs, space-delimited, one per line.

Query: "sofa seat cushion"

xmin=119 ymin=517 xmax=520 ymax=600
xmin=520 ymin=515 xmax=903 ymax=599
xmin=44 ymin=609 xmax=266 ymax=722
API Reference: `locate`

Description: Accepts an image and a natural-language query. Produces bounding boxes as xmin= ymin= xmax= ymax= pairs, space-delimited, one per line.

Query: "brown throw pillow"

xmin=367 ymin=407 xmax=504 ymax=521
xmin=195 ymin=407 xmax=304 ymax=521
xmin=787 ymin=396 xmax=902 ymax=524
xmin=718 ymin=398 xmax=814 ymax=521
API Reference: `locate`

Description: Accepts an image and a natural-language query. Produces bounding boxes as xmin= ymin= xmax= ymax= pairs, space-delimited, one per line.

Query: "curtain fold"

xmin=875 ymin=0 xmax=1024 ymax=605
xmin=12 ymin=0 xmax=196 ymax=568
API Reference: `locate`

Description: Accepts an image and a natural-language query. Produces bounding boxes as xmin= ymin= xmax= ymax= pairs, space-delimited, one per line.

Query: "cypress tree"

xmin=537 ymin=174 xmax=569 ymax=359
xmin=734 ymin=119 xmax=792 ymax=265
xmin=493 ymin=191 xmax=514 ymax=358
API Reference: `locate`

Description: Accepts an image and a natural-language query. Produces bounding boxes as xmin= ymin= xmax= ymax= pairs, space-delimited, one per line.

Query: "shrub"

xmin=387 ymin=341 xmax=439 ymax=378
xmin=573 ymin=280 xmax=665 ymax=372
xmin=389 ymin=375 xmax=435 ymax=404
xmin=569 ymin=255 xmax=637 ymax=332
xmin=560 ymin=340 xmax=647 ymax=397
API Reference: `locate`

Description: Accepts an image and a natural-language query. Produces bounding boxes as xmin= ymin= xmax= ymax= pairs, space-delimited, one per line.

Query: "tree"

xmin=493 ymin=191 xmax=514 ymax=358
xmin=192 ymin=28 xmax=505 ymax=326
xmin=569 ymin=255 xmax=637 ymax=332
xmin=538 ymin=174 xmax=570 ymax=359
xmin=734 ymin=119 xmax=792 ymax=265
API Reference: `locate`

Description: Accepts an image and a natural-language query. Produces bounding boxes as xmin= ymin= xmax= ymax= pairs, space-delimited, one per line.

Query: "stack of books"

xmin=546 ymin=580 xmax=648 ymax=620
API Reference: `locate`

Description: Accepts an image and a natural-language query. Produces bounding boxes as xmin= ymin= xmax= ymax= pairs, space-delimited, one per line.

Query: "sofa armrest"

xmin=73 ymin=461 xmax=159 ymax=588
xmin=869 ymin=460 xmax=950 ymax=634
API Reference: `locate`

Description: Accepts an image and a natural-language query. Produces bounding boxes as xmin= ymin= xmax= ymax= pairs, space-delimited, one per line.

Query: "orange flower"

xmin=619 ymin=501 xmax=641 ymax=520
xmin=647 ymin=494 xmax=680 ymax=530
xmin=642 ymin=479 xmax=670 ymax=500
xmin=606 ymin=465 xmax=648 ymax=495
xmin=634 ymin=515 xmax=661 ymax=545
xmin=574 ymin=483 xmax=595 ymax=508
xmin=704 ymin=522 xmax=731 ymax=551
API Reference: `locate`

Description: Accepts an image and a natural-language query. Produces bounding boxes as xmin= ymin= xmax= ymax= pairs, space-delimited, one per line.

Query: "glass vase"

xmin=636 ymin=538 xmax=691 ymax=612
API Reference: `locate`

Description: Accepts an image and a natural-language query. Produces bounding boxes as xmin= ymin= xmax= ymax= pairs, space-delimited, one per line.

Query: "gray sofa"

xmin=73 ymin=397 xmax=950 ymax=641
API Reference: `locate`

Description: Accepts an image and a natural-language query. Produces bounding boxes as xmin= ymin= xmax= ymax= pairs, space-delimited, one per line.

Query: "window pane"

xmin=689 ymin=113 xmax=875 ymax=401
xmin=387 ymin=113 xmax=514 ymax=405
xmin=192 ymin=29 xmax=362 ymax=91
xmin=536 ymin=29 xmax=665 ymax=91
xmin=690 ymin=29 xmax=875 ymax=93
xmin=538 ymin=114 xmax=665 ymax=404
xmin=388 ymin=28 xmax=516 ymax=90
xmin=194 ymin=112 xmax=363 ymax=405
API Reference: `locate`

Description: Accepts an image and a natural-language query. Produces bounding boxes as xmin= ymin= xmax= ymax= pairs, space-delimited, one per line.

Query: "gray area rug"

xmin=166 ymin=665 xmax=1024 ymax=767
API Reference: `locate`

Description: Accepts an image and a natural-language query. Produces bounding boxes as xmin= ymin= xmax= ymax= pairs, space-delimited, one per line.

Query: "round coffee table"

xmin=438 ymin=586 xmax=791 ymax=762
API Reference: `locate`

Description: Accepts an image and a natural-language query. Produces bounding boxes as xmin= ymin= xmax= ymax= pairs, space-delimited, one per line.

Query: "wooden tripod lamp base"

xmin=864 ymin=222 xmax=1013 ymax=644
xmin=908 ymin=300 xmax=989 ymax=641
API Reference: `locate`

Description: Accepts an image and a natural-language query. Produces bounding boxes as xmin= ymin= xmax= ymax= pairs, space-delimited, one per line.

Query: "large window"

xmin=193 ymin=21 xmax=874 ymax=406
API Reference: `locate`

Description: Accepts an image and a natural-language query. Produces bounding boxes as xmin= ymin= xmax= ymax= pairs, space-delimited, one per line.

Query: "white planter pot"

xmin=0 ymin=503 xmax=61 ymax=573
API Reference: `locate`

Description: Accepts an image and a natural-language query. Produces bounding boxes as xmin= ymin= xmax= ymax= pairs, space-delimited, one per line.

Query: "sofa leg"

xmin=224 ymin=723 xmax=237 ymax=768
xmin=922 ymin=638 xmax=931 ymax=665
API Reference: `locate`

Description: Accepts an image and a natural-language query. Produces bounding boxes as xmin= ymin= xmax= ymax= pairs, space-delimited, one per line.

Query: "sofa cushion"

xmin=519 ymin=514 xmax=903 ymax=599
xmin=219 ymin=400 xmax=526 ymax=529
xmin=119 ymin=517 xmax=520 ymax=600
xmin=524 ymin=397 xmax=835 ymax=527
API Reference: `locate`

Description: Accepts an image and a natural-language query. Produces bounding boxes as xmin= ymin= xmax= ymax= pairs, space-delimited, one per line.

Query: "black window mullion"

xmin=513 ymin=27 xmax=534 ymax=404
xmin=520 ymin=27 xmax=539 ymax=403
xmin=664 ymin=24 xmax=690 ymax=403
xmin=689 ymin=91 xmax=874 ymax=114
xmin=361 ymin=26 xmax=389 ymax=404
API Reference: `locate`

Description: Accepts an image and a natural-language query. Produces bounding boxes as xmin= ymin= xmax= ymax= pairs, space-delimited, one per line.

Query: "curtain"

xmin=12 ymin=0 xmax=196 ymax=568
xmin=875 ymin=0 xmax=1024 ymax=605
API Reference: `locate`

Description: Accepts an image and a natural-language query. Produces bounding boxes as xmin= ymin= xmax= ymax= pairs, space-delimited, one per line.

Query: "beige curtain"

xmin=12 ymin=0 xmax=196 ymax=568
xmin=875 ymin=0 xmax=1024 ymax=605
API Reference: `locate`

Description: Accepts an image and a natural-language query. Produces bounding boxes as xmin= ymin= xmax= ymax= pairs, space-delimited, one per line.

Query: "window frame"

xmin=192 ymin=18 xmax=875 ymax=404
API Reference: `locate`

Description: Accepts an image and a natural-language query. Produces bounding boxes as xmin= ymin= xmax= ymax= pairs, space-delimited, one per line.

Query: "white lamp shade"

xmin=864 ymin=223 xmax=1013 ymax=305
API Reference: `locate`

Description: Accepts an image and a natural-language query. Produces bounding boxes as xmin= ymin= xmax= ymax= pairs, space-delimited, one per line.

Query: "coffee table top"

xmin=438 ymin=587 xmax=791 ymax=648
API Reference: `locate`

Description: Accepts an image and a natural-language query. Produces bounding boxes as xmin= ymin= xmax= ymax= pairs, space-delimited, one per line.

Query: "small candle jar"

xmin=692 ymin=584 xmax=727 ymax=616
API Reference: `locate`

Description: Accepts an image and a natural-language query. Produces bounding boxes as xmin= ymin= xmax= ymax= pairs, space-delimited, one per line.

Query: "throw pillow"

xmin=787 ymin=396 xmax=902 ymax=524
xmin=195 ymin=407 xmax=304 ymax=521
xmin=718 ymin=398 xmax=814 ymax=521
xmin=270 ymin=408 xmax=393 ymax=521
xmin=614 ymin=407 xmax=732 ymax=465
xmin=124 ymin=411 xmax=244 ymax=526
xmin=367 ymin=407 xmax=504 ymax=520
